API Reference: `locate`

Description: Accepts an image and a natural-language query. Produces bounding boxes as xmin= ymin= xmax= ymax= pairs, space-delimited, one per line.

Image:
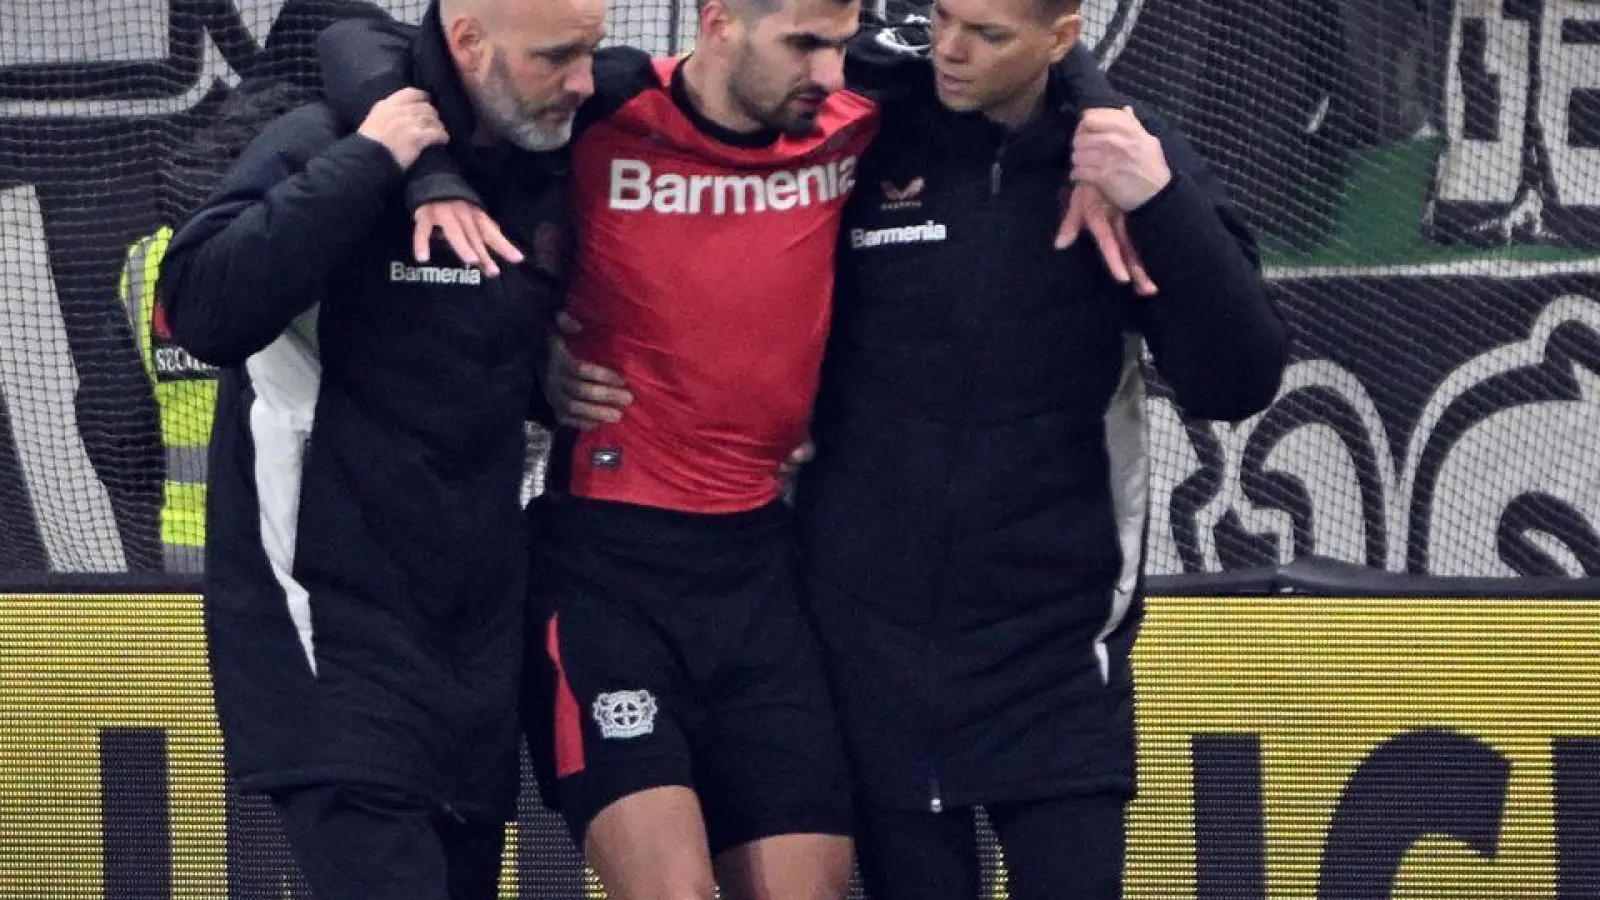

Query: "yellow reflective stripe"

xmin=154 ymin=379 xmax=218 ymax=445
xmin=162 ymin=480 xmax=206 ymax=548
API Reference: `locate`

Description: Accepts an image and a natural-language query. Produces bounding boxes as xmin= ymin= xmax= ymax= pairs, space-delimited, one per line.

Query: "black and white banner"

xmin=1 ymin=0 xmax=1598 ymax=579
xmin=1150 ymin=262 xmax=1600 ymax=578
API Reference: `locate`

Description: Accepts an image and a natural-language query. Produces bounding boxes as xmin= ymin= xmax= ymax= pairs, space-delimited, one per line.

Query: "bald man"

xmin=154 ymin=0 xmax=604 ymax=896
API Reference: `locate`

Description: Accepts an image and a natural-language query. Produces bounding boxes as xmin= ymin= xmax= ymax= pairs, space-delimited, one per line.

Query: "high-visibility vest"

xmin=118 ymin=227 xmax=219 ymax=573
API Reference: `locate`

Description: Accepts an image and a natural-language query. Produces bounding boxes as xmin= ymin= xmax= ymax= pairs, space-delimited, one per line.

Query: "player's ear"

xmin=699 ymin=0 xmax=743 ymax=46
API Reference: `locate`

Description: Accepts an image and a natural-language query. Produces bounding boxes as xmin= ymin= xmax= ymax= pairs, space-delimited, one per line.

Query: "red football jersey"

xmin=563 ymin=55 xmax=880 ymax=513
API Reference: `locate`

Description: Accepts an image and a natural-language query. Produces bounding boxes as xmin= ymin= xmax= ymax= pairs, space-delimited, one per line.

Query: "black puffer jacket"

xmin=800 ymin=32 xmax=1288 ymax=812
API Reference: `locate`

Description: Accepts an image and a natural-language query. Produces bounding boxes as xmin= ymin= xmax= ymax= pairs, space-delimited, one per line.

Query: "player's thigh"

xmin=988 ymin=792 xmax=1128 ymax=900
xmin=586 ymin=784 xmax=718 ymax=900
xmin=544 ymin=593 xmax=699 ymax=851
xmin=696 ymin=574 xmax=852 ymax=856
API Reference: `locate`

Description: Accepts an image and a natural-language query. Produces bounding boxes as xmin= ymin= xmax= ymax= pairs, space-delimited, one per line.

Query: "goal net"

xmin=1 ymin=0 xmax=1596 ymax=581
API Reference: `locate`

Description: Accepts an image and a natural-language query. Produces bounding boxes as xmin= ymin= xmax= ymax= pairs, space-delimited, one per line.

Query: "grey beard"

xmin=478 ymin=90 xmax=573 ymax=152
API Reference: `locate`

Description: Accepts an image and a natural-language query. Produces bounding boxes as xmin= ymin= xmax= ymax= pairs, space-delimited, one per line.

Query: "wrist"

xmin=1123 ymin=168 xmax=1173 ymax=212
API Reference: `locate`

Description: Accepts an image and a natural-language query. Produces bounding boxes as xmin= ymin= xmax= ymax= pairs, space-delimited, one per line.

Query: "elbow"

xmin=1193 ymin=372 xmax=1282 ymax=422
xmin=1177 ymin=318 xmax=1299 ymax=419
xmin=167 ymin=312 xmax=252 ymax=369
xmin=1177 ymin=325 xmax=1290 ymax=423
xmin=158 ymin=275 xmax=255 ymax=368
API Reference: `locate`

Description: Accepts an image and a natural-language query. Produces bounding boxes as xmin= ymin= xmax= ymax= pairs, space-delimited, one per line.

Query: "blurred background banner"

xmin=3 ymin=591 xmax=1596 ymax=899
xmin=2 ymin=0 xmax=1596 ymax=583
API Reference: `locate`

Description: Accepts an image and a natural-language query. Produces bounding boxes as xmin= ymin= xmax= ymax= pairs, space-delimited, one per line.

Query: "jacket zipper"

xmin=923 ymin=138 xmax=1010 ymax=815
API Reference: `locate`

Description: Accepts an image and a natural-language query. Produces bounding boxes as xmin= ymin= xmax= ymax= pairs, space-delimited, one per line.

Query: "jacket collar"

xmin=928 ymin=74 xmax=1076 ymax=162
xmin=409 ymin=2 xmax=569 ymax=177
xmin=411 ymin=3 xmax=480 ymax=152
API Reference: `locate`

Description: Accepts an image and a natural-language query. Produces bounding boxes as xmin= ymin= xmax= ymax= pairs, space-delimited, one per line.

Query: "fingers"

xmin=1087 ymin=212 xmax=1130 ymax=285
xmin=1113 ymin=217 xmax=1158 ymax=296
xmin=477 ymin=212 xmax=526 ymax=267
xmin=777 ymin=439 xmax=815 ymax=477
xmin=388 ymin=87 xmax=431 ymax=105
xmin=1055 ymin=187 xmax=1087 ymax=250
xmin=556 ymin=401 xmax=623 ymax=431
xmin=574 ymin=361 xmax=627 ymax=388
xmin=1071 ymin=138 xmax=1123 ymax=174
xmin=436 ymin=205 xmax=488 ymax=273
xmin=419 ymin=119 xmax=448 ymax=150
xmin=414 ymin=203 xmax=523 ymax=275
xmin=552 ymin=376 xmax=632 ymax=429
xmin=1075 ymin=105 xmax=1141 ymax=134
xmin=412 ymin=210 xmax=436 ymax=264
xmin=545 ymin=335 xmax=630 ymax=431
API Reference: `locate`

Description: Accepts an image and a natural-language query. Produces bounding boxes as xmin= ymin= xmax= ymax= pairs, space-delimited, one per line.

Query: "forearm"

xmin=161 ymin=135 xmax=402 ymax=365
xmin=1128 ymin=175 xmax=1289 ymax=421
xmin=318 ymin=16 xmax=483 ymax=210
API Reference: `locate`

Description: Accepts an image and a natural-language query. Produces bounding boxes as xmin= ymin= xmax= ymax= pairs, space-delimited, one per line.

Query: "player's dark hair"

xmin=700 ymin=0 xmax=855 ymax=22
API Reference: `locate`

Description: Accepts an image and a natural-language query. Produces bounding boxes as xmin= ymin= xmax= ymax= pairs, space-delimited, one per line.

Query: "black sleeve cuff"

xmin=403 ymin=147 xmax=486 ymax=211
xmin=1126 ymin=172 xmax=1204 ymax=235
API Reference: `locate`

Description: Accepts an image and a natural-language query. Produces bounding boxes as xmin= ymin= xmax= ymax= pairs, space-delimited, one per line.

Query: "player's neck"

xmin=681 ymin=53 xmax=766 ymax=134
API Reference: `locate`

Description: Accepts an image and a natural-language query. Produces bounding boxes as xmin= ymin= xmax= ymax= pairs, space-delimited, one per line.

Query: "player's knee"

xmin=586 ymin=786 xmax=719 ymax=900
xmin=798 ymin=839 xmax=855 ymax=900
xmin=618 ymin=864 xmax=717 ymax=900
xmin=590 ymin=848 xmax=716 ymax=900
xmin=717 ymin=833 xmax=854 ymax=900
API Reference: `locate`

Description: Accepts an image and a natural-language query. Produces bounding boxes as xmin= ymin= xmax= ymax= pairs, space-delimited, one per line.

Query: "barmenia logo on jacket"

xmin=607 ymin=157 xmax=858 ymax=215
xmin=389 ymin=261 xmax=483 ymax=286
xmin=849 ymin=221 xmax=948 ymax=249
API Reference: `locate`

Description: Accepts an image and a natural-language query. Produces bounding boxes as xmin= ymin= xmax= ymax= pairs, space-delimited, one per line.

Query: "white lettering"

xmin=1438 ymin=0 xmax=1532 ymax=204
xmin=609 ymin=159 xmax=651 ymax=211
xmin=797 ymin=165 xmax=827 ymax=207
xmin=716 ymin=175 xmax=767 ymax=215
xmin=653 ymin=172 xmax=689 ymax=214
xmin=388 ymin=262 xmax=483 ymax=286
xmin=848 ymin=221 xmax=950 ymax=249
xmin=767 ymin=170 xmax=798 ymax=210
xmin=1539 ymin=0 xmax=1600 ymax=206
xmin=604 ymin=157 xmax=861 ymax=215
xmin=689 ymin=174 xmax=715 ymax=214
xmin=153 ymin=345 xmax=217 ymax=375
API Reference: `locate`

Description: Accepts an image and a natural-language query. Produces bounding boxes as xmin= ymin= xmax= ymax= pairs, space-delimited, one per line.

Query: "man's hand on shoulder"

xmin=413 ymin=200 xmax=524 ymax=278
xmin=357 ymin=88 xmax=448 ymax=171
xmin=1070 ymin=106 xmax=1172 ymax=214
xmin=1056 ymin=183 xmax=1157 ymax=296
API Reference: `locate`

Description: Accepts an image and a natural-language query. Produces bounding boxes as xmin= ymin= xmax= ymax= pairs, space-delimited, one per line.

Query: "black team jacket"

xmin=799 ymin=29 xmax=1290 ymax=812
xmin=158 ymin=4 xmax=565 ymax=819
